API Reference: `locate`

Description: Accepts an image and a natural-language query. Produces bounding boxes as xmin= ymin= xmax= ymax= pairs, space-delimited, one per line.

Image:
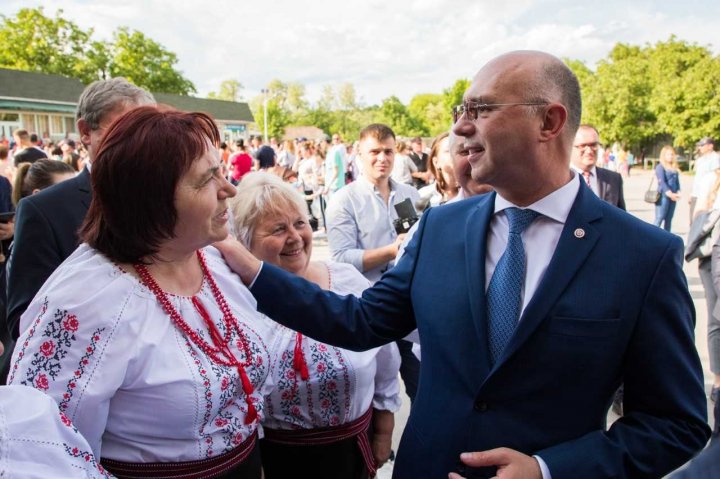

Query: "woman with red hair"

xmin=9 ymin=106 xmax=280 ymax=478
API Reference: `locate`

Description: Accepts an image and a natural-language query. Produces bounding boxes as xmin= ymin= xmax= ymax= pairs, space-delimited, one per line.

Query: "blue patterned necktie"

xmin=486 ymin=207 xmax=540 ymax=364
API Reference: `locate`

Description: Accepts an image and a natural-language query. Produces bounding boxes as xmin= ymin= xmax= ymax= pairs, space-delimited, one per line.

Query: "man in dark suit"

xmin=408 ymin=137 xmax=430 ymax=188
xmin=5 ymin=79 xmax=154 ymax=342
xmin=570 ymin=124 xmax=626 ymax=210
xmin=217 ymin=51 xmax=710 ymax=478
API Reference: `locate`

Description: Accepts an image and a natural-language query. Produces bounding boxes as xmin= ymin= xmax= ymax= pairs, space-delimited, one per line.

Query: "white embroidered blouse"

xmin=8 ymin=244 xmax=280 ymax=463
xmin=262 ymin=261 xmax=402 ymax=431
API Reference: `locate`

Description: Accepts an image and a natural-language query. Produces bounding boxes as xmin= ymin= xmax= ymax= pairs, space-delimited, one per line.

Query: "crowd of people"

xmin=0 ymin=50 xmax=717 ymax=479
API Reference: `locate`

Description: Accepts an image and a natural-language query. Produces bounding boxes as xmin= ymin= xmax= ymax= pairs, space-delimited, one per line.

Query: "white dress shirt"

xmin=326 ymin=176 xmax=420 ymax=283
xmin=486 ymin=173 xmax=580 ymax=315
xmin=570 ymin=164 xmax=598 ymax=196
xmin=487 ymin=174 xmax=580 ymax=479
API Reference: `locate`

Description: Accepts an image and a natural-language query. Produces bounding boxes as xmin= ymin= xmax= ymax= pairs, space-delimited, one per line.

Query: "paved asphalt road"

xmin=311 ymin=168 xmax=716 ymax=478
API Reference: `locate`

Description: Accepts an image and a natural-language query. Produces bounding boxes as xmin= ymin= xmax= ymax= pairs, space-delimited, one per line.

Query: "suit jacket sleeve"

xmin=250 ymin=207 xmax=432 ymax=350
xmin=712 ymin=236 xmax=720 ymax=321
xmin=537 ymin=236 xmax=710 ymax=477
xmin=6 ymin=197 xmax=63 ymax=338
xmin=617 ymin=175 xmax=626 ymax=211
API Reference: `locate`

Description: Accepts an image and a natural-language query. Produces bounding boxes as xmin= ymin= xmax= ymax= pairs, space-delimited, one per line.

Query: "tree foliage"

xmin=0 ymin=7 xmax=195 ymax=94
xmin=208 ymin=79 xmax=243 ymax=102
xmin=566 ymin=37 xmax=720 ymax=152
xmin=0 ymin=7 xmax=96 ymax=83
xmin=376 ymin=96 xmax=428 ymax=137
xmin=108 ymin=27 xmax=195 ymax=94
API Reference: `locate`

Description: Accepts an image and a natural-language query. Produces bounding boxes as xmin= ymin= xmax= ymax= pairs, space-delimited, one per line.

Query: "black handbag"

xmin=644 ymin=175 xmax=661 ymax=204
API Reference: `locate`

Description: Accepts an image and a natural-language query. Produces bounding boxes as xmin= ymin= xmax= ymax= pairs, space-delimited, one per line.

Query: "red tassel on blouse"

xmin=293 ymin=332 xmax=310 ymax=381
xmin=238 ymin=367 xmax=257 ymax=424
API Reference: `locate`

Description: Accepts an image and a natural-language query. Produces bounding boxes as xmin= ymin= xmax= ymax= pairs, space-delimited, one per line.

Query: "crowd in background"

xmin=0 ymin=59 xmax=717 ymax=478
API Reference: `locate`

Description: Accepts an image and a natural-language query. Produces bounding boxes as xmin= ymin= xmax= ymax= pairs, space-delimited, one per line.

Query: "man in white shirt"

xmin=326 ymin=125 xmax=419 ymax=284
xmin=217 ymin=51 xmax=709 ymax=479
xmin=325 ymin=124 xmax=421 ymax=402
xmin=690 ymin=137 xmax=720 ymax=220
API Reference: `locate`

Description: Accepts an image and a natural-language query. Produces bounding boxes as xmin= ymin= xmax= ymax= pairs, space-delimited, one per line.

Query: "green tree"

xmin=442 ymin=79 xmax=471 ymax=113
xmin=208 ymin=79 xmax=243 ymax=102
xmin=286 ymin=82 xmax=308 ymax=113
xmin=647 ymin=37 xmax=720 ymax=148
xmin=0 ymin=8 xmax=195 ymax=94
xmin=0 ymin=7 xmax=98 ymax=83
xmin=581 ymin=44 xmax=656 ymax=150
xmin=377 ymin=96 xmax=428 ymax=137
xmin=337 ymin=83 xmax=358 ymax=110
xmin=109 ymin=27 xmax=195 ymax=95
xmin=569 ymin=37 xmax=720 ymax=152
xmin=249 ymin=81 xmax=293 ymax=140
xmin=408 ymin=93 xmax=448 ymax=136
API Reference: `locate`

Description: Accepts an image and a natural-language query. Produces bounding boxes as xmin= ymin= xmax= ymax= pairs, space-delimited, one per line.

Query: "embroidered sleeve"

xmin=8 ymin=248 xmax=140 ymax=459
xmin=1 ymin=385 xmax=114 ymax=478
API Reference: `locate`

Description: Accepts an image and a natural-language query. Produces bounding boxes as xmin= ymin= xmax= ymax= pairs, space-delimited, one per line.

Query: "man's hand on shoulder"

xmin=213 ymin=236 xmax=262 ymax=286
xmin=448 ymin=448 xmax=542 ymax=479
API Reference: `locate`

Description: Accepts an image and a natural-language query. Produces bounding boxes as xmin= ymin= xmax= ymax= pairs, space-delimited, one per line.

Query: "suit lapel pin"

xmin=574 ymin=228 xmax=585 ymax=239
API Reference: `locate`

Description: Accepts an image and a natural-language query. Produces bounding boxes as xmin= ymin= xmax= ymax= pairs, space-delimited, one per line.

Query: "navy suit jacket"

xmin=252 ymin=183 xmax=710 ymax=478
xmin=6 ymin=168 xmax=91 ymax=339
xmin=596 ymin=167 xmax=625 ymax=210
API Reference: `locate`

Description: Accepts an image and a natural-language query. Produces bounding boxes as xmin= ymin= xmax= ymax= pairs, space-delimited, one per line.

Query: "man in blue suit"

xmin=217 ymin=51 xmax=710 ymax=478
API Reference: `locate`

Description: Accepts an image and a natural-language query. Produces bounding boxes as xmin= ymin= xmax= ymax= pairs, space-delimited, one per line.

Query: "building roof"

xmin=0 ymin=68 xmax=84 ymax=105
xmin=153 ymin=93 xmax=254 ymax=123
xmin=0 ymin=68 xmax=254 ymax=123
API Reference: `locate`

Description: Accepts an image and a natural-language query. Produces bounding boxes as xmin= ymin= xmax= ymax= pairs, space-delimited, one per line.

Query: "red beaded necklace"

xmin=134 ymin=250 xmax=258 ymax=424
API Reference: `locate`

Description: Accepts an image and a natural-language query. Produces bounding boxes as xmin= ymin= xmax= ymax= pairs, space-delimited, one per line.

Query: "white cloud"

xmin=4 ymin=0 xmax=720 ymax=104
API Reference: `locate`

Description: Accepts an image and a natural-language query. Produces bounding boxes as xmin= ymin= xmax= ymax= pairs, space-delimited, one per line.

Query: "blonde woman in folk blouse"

xmin=230 ymin=172 xmax=402 ymax=479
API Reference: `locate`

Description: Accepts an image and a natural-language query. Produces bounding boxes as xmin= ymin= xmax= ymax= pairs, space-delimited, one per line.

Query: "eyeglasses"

xmin=573 ymin=142 xmax=600 ymax=151
xmin=452 ymin=101 xmax=548 ymax=123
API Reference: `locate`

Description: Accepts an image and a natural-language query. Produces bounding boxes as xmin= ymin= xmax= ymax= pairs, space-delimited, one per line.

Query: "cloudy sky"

xmin=4 ymin=0 xmax=720 ymax=105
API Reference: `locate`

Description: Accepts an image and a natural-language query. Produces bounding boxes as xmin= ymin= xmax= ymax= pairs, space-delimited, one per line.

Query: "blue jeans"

xmin=654 ymin=195 xmax=677 ymax=232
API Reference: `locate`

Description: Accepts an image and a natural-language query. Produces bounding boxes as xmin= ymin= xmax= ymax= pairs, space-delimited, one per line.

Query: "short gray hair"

xmin=76 ymin=78 xmax=155 ymax=129
xmin=230 ymin=172 xmax=309 ymax=248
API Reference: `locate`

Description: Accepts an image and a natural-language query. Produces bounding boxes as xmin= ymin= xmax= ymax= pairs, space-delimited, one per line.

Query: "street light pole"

xmin=261 ymin=88 xmax=268 ymax=144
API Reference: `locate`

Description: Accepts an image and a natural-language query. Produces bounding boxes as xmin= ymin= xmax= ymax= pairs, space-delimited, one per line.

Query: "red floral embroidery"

xmin=60 ymin=413 xmax=72 ymax=427
xmin=39 ymin=341 xmax=55 ymax=357
xmin=316 ymin=362 xmax=326 ymax=373
xmin=34 ymin=373 xmax=49 ymax=390
xmin=59 ymin=327 xmax=105 ymax=412
xmin=63 ymin=444 xmax=112 ymax=477
xmin=62 ymin=315 xmax=79 ymax=332
xmin=8 ymin=300 xmax=48 ymax=383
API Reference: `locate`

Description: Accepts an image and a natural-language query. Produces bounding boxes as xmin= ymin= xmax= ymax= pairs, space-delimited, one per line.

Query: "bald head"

xmin=482 ymin=51 xmax=581 ymax=139
xmin=452 ymin=50 xmax=578 ymax=205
